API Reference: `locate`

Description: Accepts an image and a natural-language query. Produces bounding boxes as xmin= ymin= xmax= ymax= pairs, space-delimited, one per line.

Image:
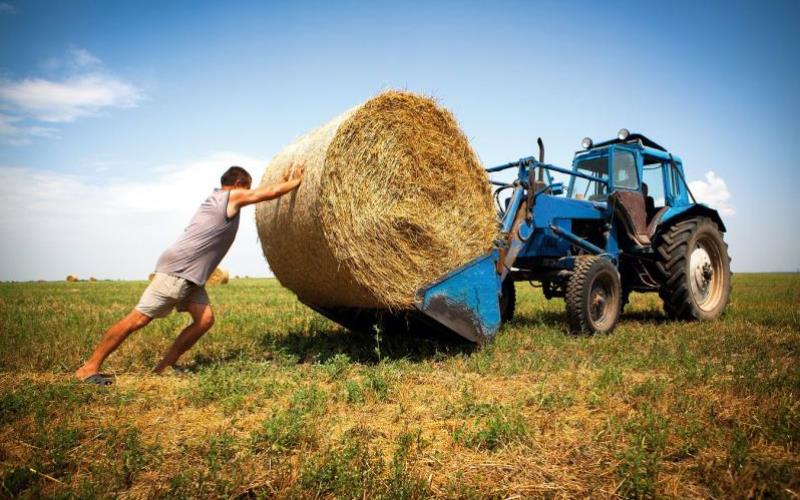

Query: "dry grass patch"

xmin=0 ymin=275 xmax=798 ymax=497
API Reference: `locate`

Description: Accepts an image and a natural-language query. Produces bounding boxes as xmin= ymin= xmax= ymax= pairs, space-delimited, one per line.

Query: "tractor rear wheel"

xmin=500 ymin=278 xmax=516 ymax=323
xmin=655 ymin=217 xmax=731 ymax=320
xmin=565 ymin=256 xmax=621 ymax=334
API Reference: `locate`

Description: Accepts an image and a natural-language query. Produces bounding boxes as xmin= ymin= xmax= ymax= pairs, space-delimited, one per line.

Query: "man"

xmin=75 ymin=165 xmax=303 ymax=384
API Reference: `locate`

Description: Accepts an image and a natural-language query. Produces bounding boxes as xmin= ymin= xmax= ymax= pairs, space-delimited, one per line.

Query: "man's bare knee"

xmin=188 ymin=303 xmax=214 ymax=331
xmin=127 ymin=310 xmax=152 ymax=330
xmin=198 ymin=311 xmax=214 ymax=331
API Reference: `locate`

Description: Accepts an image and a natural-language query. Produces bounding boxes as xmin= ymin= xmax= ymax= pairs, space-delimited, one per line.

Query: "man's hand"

xmin=282 ymin=163 xmax=304 ymax=182
xmin=228 ymin=163 xmax=304 ymax=217
xmin=291 ymin=165 xmax=304 ymax=181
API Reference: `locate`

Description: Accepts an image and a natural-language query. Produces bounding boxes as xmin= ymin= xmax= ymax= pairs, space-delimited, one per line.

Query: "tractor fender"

xmin=657 ymin=204 xmax=727 ymax=233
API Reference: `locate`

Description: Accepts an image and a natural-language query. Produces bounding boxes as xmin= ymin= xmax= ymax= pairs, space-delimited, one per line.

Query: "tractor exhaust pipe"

xmin=525 ymin=137 xmax=547 ymax=223
xmin=537 ymin=137 xmax=545 ymax=182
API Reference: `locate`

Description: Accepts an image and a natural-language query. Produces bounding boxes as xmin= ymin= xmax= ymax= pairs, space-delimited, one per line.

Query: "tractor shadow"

xmin=503 ymin=307 xmax=672 ymax=332
xmin=619 ymin=309 xmax=673 ymax=325
xmin=260 ymin=324 xmax=477 ymax=365
xmin=507 ymin=311 xmax=569 ymax=330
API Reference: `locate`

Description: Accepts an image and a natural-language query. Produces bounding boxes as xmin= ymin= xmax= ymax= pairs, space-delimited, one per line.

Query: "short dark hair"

xmin=221 ymin=166 xmax=252 ymax=187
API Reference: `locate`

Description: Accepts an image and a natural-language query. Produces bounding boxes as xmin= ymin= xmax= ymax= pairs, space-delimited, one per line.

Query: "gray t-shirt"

xmin=155 ymin=189 xmax=240 ymax=285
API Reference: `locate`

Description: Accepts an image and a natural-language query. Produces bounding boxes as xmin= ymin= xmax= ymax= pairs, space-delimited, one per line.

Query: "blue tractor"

xmin=315 ymin=129 xmax=732 ymax=343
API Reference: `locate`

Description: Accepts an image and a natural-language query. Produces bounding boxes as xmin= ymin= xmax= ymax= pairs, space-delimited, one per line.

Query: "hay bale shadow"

xmin=261 ymin=323 xmax=475 ymax=365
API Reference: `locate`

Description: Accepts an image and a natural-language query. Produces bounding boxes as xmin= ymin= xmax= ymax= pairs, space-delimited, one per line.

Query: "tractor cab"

xmin=568 ymin=129 xmax=692 ymax=250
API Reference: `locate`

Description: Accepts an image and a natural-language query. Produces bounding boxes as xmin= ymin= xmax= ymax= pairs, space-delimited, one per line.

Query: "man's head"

xmin=221 ymin=166 xmax=252 ymax=189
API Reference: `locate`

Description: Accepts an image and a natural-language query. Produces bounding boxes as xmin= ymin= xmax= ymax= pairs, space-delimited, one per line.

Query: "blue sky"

xmin=0 ymin=0 xmax=798 ymax=280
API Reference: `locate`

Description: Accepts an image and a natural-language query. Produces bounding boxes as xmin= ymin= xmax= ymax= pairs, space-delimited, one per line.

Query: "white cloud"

xmin=0 ymin=113 xmax=18 ymax=134
xmin=41 ymin=49 xmax=102 ymax=72
xmin=0 ymin=74 xmax=143 ymax=122
xmin=0 ymin=112 xmax=59 ymax=145
xmin=69 ymin=48 xmax=102 ymax=68
xmin=6 ymin=137 xmax=32 ymax=146
xmin=689 ymin=170 xmax=734 ymax=216
xmin=0 ymin=48 xmax=144 ymax=145
xmin=0 ymin=2 xmax=15 ymax=13
xmin=26 ymin=125 xmax=59 ymax=137
xmin=0 ymin=153 xmax=272 ymax=281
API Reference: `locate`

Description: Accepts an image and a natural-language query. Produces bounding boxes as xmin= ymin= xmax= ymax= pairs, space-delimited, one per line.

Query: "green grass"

xmin=0 ymin=274 xmax=798 ymax=497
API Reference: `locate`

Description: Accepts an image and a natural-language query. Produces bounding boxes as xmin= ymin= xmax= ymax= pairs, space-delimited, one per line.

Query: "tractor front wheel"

xmin=655 ymin=217 xmax=731 ymax=320
xmin=565 ymin=256 xmax=622 ymax=334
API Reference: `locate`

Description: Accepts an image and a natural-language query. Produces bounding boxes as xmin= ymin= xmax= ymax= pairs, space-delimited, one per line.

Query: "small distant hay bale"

xmin=206 ymin=267 xmax=229 ymax=285
xmin=66 ymin=275 xmax=78 ymax=282
xmin=89 ymin=277 xmax=97 ymax=282
xmin=256 ymin=90 xmax=496 ymax=309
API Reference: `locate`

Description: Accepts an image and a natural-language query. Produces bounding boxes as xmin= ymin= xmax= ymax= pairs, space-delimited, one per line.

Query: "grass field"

xmin=0 ymin=274 xmax=798 ymax=498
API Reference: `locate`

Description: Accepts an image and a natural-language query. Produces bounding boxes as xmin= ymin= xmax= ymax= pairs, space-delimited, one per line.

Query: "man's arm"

xmin=228 ymin=167 xmax=303 ymax=216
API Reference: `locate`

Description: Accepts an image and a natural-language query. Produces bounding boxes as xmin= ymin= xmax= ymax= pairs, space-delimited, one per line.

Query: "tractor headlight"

xmin=618 ymin=128 xmax=630 ymax=140
xmin=581 ymin=137 xmax=593 ymax=150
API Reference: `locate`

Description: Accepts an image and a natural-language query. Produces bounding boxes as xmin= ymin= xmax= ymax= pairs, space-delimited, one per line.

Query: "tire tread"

xmin=565 ymin=256 xmax=620 ymax=334
xmin=655 ymin=217 xmax=731 ymax=320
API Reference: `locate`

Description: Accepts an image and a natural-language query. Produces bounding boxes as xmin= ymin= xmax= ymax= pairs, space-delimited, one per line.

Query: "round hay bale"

xmin=66 ymin=275 xmax=78 ymax=282
xmin=256 ymin=90 xmax=497 ymax=309
xmin=207 ymin=267 xmax=229 ymax=285
xmin=148 ymin=272 xmax=156 ymax=281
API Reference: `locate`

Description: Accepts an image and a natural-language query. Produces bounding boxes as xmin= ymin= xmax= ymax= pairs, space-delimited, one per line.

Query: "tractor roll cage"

xmin=487 ymin=155 xmax=609 ymax=213
xmin=487 ymin=156 xmax=608 ymax=186
xmin=487 ymin=157 xmax=611 ymax=238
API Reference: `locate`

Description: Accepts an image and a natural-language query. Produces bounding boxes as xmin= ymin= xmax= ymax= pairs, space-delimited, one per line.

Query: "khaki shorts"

xmin=135 ymin=272 xmax=210 ymax=319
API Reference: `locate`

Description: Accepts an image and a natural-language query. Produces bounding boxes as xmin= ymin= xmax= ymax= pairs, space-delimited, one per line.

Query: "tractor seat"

xmin=645 ymin=195 xmax=656 ymax=219
xmin=646 ymin=207 xmax=669 ymax=238
xmin=609 ymin=190 xmax=651 ymax=248
xmin=642 ymin=183 xmax=656 ymax=219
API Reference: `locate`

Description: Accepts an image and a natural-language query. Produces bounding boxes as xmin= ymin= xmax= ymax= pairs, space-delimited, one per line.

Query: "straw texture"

xmin=255 ymin=91 xmax=496 ymax=309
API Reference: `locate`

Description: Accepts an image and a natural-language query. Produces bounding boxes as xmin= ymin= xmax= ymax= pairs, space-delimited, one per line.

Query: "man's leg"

xmin=75 ymin=310 xmax=152 ymax=380
xmin=153 ymin=302 xmax=214 ymax=374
